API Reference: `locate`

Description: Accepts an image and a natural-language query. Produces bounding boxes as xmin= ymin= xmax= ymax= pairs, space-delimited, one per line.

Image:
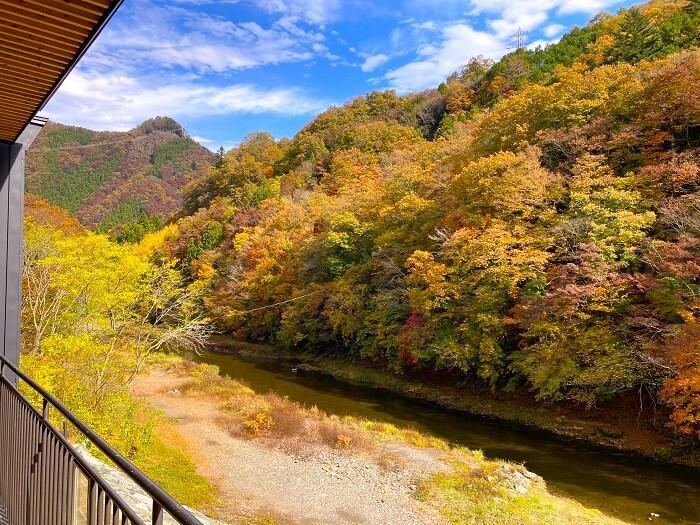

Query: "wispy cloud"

xmin=384 ymin=0 xmax=624 ymax=92
xmin=256 ymin=0 xmax=342 ymax=26
xmin=361 ymin=54 xmax=390 ymax=72
xmin=45 ymin=71 xmax=327 ymax=131
xmin=386 ymin=23 xmax=507 ymax=92
xmin=43 ymin=0 xmax=627 ymax=142
xmin=191 ymin=135 xmax=214 ymax=145
xmin=84 ymin=1 xmax=334 ymax=74
xmin=543 ymin=23 xmax=566 ymax=37
xmin=44 ymin=0 xmax=335 ymax=131
xmin=556 ymin=0 xmax=623 ymax=14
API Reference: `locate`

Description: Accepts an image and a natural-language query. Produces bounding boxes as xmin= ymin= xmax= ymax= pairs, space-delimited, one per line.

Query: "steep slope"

xmin=161 ymin=0 xmax=700 ymax=451
xmin=25 ymin=117 xmax=214 ymax=232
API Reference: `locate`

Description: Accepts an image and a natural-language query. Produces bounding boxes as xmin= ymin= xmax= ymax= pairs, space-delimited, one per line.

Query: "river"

xmin=190 ymin=344 xmax=700 ymax=525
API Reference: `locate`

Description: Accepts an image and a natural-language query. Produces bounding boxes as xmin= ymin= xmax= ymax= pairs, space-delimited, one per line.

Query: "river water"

xmin=191 ymin=345 xmax=700 ymax=525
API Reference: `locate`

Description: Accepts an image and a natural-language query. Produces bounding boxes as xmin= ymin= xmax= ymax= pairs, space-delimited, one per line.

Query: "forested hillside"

xmin=25 ymin=117 xmax=214 ymax=238
xmin=154 ymin=0 xmax=700 ymax=445
xmin=20 ymin=195 xmax=633 ymax=525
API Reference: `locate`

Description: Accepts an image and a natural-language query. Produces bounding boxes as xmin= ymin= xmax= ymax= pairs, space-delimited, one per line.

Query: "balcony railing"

xmin=0 ymin=354 xmax=203 ymax=525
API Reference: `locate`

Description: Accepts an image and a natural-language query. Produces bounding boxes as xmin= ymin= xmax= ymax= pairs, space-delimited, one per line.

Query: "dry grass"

xmin=175 ymin=360 xmax=379 ymax=458
xmin=156 ymin=358 xmax=629 ymax=525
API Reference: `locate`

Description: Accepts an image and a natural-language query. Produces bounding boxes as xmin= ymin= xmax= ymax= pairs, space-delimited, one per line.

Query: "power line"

xmin=236 ymin=291 xmax=321 ymax=315
xmin=27 ymin=123 xmax=191 ymax=154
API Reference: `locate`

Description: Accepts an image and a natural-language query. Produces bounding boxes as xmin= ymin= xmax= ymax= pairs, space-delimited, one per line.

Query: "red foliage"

xmin=637 ymin=151 xmax=700 ymax=199
xmin=398 ymin=311 xmax=423 ymax=367
xmin=515 ymin=244 xmax=630 ymax=328
xmin=644 ymin=235 xmax=700 ymax=281
xmin=639 ymin=53 xmax=700 ymax=151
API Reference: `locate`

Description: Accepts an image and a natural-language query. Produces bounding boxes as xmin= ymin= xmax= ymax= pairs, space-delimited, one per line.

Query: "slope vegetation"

xmin=160 ymin=0 xmax=700 ymax=450
xmin=26 ymin=117 xmax=214 ymax=235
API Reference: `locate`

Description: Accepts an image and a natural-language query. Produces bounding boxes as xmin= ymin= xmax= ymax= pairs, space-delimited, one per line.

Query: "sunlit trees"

xmin=21 ymin=333 xmax=149 ymax=456
xmin=658 ymin=325 xmax=700 ymax=439
xmin=605 ymin=8 xmax=663 ymax=64
xmin=20 ymin=219 xmax=212 ymax=463
xmin=184 ymin=132 xmax=284 ymax=213
xmin=566 ymin=155 xmax=656 ymax=264
xmin=22 ymin=219 xmax=210 ymax=378
xmin=151 ymin=8 xmax=700 ymax=445
xmin=512 ymin=245 xmax=650 ymax=403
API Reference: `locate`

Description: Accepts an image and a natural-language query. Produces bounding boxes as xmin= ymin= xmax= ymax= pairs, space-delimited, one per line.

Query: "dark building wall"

xmin=0 ymin=121 xmax=44 ymax=375
xmin=0 ymin=141 xmax=23 ymax=371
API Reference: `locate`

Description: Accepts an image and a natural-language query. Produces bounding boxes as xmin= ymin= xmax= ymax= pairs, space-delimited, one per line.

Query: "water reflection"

xmin=191 ymin=347 xmax=700 ymax=525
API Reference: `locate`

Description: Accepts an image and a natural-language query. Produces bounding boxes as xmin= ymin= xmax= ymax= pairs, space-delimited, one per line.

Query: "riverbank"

xmin=136 ymin=355 xmax=628 ymax=525
xmin=206 ymin=337 xmax=700 ymax=469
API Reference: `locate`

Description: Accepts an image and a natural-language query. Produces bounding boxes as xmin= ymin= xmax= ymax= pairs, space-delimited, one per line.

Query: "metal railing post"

xmin=152 ymin=501 xmax=164 ymax=525
xmin=0 ymin=354 xmax=204 ymax=525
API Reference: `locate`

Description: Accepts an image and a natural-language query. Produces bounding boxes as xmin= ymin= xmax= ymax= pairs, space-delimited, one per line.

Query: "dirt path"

xmin=132 ymin=370 xmax=445 ymax=525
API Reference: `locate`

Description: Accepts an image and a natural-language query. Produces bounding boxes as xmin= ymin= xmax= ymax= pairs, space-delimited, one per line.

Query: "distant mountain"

xmin=25 ymin=117 xmax=214 ymax=232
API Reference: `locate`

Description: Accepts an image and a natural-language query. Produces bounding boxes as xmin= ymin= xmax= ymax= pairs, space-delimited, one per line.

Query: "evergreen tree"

xmin=214 ymin=146 xmax=226 ymax=169
xmin=606 ymin=9 xmax=662 ymax=63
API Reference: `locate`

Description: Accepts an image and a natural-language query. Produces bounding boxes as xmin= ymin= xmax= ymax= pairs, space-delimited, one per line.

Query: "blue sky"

xmin=44 ymin=0 xmax=637 ymax=150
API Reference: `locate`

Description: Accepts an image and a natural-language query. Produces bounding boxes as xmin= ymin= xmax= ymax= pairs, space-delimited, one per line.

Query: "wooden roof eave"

xmin=0 ymin=0 xmax=124 ymax=143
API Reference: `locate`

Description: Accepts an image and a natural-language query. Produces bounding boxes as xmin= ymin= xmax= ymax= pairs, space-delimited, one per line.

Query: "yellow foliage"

xmin=133 ymin=224 xmax=179 ymax=258
xmin=406 ymin=250 xmax=453 ymax=314
xmin=335 ymin=434 xmax=353 ymax=449
xmin=472 ymin=61 xmax=644 ymax=154
xmin=451 ymin=148 xmax=560 ymax=222
xmin=243 ymin=412 xmax=274 ymax=435
xmin=21 ymin=333 xmax=149 ymax=457
xmin=233 ymin=231 xmax=251 ymax=251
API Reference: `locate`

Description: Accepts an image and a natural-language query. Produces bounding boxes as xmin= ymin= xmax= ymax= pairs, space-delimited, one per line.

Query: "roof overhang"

xmin=0 ymin=0 xmax=125 ymax=144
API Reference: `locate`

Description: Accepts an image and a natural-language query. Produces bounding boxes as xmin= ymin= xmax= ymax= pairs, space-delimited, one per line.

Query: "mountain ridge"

xmin=25 ymin=116 xmax=214 ymax=234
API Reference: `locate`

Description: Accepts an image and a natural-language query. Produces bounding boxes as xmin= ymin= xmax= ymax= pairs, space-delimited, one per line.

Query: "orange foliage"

xmin=25 ymin=194 xmax=84 ymax=235
xmin=660 ymin=325 xmax=700 ymax=439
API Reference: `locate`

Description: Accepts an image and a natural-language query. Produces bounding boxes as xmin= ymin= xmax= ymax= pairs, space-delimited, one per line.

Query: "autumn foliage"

xmin=25 ymin=117 xmax=214 ymax=235
xmin=38 ymin=0 xmax=700 ymax=443
xmin=157 ymin=0 xmax=700 ymax=443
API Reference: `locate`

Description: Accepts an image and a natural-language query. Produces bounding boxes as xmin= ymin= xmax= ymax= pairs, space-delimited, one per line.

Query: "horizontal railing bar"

xmin=0 ymin=374 xmax=145 ymax=525
xmin=0 ymin=355 xmax=202 ymax=525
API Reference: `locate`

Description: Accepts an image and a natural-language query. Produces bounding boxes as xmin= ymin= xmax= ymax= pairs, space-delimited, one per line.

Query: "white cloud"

xmin=556 ymin=0 xmax=621 ymax=14
xmin=171 ymin=0 xmax=240 ymax=4
xmin=468 ymin=0 xmax=622 ymax=38
xmin=488 ymin=11 xmax=548 ymax=36
xmin=417 ymin=43 xmax=438 ymax=57
xmin=84 ymin=1 xmax=335 ymax=75
xmin=386 ymin=23 xmax=507 ymax=92
xmin=43 ymin=0 xmax=340 ymax=134
xmin=44 ymin=71 xmax=327 ymax=131
xmin=312 ymin=42 xmax=341 ymax=60
xmin=255 ymin=0 xmax=342 ymax=26
xmin=168 ymin=0 xmax=343 ymax=27
xmin=527 ymin=38 xmax=556 ymax=50
xmin=468 ymin=0 xmax=559 ymax=41
xmin=543 ymin=23 xmax=566 ymax=37
xmin=384 ymin=0 xmax=625 ymax=93
xmin=411 ymin=21 xmax=437 ymax=30
xmin=361 ymin=54 xmax=390 ymax=72
xmin=467 ymin=0 xmax=619 ymax=16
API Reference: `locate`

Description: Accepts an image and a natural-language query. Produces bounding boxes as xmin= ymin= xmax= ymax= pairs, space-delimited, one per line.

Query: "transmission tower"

xmin=512 ymin=27 xmax=527 ymax=50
